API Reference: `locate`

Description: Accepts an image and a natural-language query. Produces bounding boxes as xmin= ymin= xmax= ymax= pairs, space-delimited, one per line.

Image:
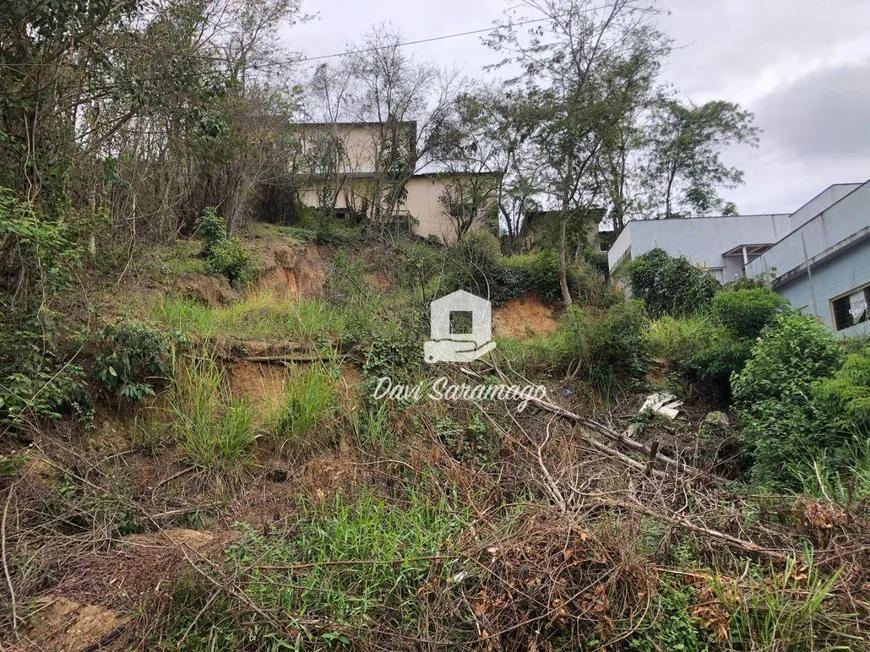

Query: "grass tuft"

xmin=169 ymin=354 xmax=258 ymax=470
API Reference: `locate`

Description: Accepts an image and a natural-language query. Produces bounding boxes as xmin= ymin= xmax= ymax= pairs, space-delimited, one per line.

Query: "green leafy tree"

xmin=486 ymin=0 xmax=670 ymax=305
xmin=627 ymin=248 xmax=719 ymax=318
xmin=644 ymin=99 xmax=760 ymax=218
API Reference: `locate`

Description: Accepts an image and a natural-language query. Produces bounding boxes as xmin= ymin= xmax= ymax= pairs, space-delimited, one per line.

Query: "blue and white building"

xmin=608 ymin=181 xmax=870 ymax=336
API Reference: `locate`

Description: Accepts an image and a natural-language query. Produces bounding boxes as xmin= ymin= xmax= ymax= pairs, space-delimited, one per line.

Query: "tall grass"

xmin=236 ymin=492 xmax=470 ymax=637
xmin=170 ymin=355 xmax=258 ymax=470
xmin=147 ymin=294 xmax=371 ymax=346
xmin=645 ymin=314 xmax=718 ymax=365
xmin=711 ymin=553 xmax=857 ymax=649
xmin=268 ymin=362 xmax=340 ymax=448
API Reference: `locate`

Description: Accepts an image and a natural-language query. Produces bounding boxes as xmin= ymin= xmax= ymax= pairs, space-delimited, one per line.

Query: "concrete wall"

xmin=788 ymin=183 xmax=862 ymax=230
xmin=774 ymin=238 xmax=870 ymax=336
xmin=746 ymin=180 xmax=870 ymax=282
xmin=608 ymin=214 xmax=792 ymax=277
xmin=296 ymin=123 xmax=416 ymax=174
xmin=299 ymin=175 xmax=489 ymax=244
xmin=404 ymin=176 xmax=458 ymax=242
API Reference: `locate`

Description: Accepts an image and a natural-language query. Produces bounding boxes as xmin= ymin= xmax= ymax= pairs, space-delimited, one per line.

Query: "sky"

xmin=283 ymin=0 xmax=870 ymax=215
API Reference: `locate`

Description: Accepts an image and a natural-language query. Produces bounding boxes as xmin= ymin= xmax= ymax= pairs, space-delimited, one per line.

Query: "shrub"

xmin=0 ymin=317 xmax=92 ymax=426
xmin=444 ymin=229 xmax=504 ymax=299
xmin=646 ymin=314 xmax=720 ymax=365
xmin=270 ymin=363 xmax=340 ymax=447
xmin=731 ymin=312 xmax=845 ymax=485
xmin=814 ymin=347 xmax=870 ymax=434
xmin=533 ymin=301 xmax=648 ymax=394
xmin=195 ymin=206 xmax=227 ymax=257
xmin=91 ymin=321 xmax=184 ymax=402
xmin=711 ymin=287 xmax=789 ymax=338
xmin=205 ymin=237 xmax=257 ymax=287
xmin=195 ymin=207 xmax=256 ymax=287
xmin=627 ymin=248 xmax=719 ymax=318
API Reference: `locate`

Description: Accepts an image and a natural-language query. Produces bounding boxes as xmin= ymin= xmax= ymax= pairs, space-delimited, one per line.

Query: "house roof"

xmin=290 ymin=120 xmax=417 ymax=129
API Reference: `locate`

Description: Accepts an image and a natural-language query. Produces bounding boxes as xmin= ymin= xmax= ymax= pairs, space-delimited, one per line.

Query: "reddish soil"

xmin=176 ymin=273 xmax=238 ymax=306
xmin=493 ymin=294 xmax=560 ymax=339
xmin=256 ymin=243 xmax=328 ymax=299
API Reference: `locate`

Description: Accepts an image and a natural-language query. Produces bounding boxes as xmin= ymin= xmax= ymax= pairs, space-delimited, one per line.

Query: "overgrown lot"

xmin=3 ymin=209 xmax=870 ymax=651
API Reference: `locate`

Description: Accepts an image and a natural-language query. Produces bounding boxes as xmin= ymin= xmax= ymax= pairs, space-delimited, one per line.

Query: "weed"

xmin=195 ymin=207 xmax=257 ymax=287
xmin=147 ymin=294 xmax=365 ymax=348
xmin=91 ymin=320 xmax=186 ymax=402
xmin=269 ymin=363 xmax=340 ymax=448
xmin=169 ymin=354 xmax=258 ymax=471
xmin=711 ymin=553 xmax=857 ymax=649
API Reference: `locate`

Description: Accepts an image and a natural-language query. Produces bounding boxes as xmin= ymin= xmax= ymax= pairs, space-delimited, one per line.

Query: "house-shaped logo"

xmin=424 ymin=290 xmax=496 ymax=363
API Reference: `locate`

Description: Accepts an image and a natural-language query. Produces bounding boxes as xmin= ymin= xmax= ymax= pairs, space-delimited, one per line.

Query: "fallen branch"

xmin=242 ymin=353 xmax=331 ymax=363
xmin=616 ymin=499 xmax=787 ymax=562
xmin=467 ymin=367 xmax=723 ymax=482
xmin=1 ymin=485 xmax=19 ymax=634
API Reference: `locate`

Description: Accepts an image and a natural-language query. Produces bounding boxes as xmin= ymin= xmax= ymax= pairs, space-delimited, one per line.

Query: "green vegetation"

xmin=732 ymin=312 xmax=845 ymax=486
xmin=3 ymin=3 xmax=870 ymax=650
xmin=165 ymin=493 xmax=471 ymax=649
xmin=91 ymin=321 xmax=185 ymax=402
xmin=269 ymin=363 xmax=340 ymax=448
xmin=168 ymin=355 xmax=258 ymax=471
xmin=626 ymin=248 xmax=720 ymax=318
xmin=146 ymin=294 xmax=370 ymax=347
xmin=195 ymin=208 xmax=258 ymax=287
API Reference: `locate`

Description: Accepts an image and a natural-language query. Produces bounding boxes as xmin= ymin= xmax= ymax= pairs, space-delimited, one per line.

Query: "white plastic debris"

xmin=639 ymin=392 xmax=683 ymax=419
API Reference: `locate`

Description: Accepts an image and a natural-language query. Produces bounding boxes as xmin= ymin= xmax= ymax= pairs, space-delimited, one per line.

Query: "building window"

xmin=832 ymin=285 xmax=870 ymax=331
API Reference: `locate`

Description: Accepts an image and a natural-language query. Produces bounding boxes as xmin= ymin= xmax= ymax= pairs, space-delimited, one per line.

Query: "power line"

xmin=297 ymin=3 xmax=617 ymax=64
xmin=1 ymin=2 xmax=617 ymax=73
xmin=298 ymin=16 xmax=552 ymax=64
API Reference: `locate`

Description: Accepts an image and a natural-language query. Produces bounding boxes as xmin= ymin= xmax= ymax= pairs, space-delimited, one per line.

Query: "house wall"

xmin=746 ymin=180 xmax=870 ymax=282
xmin=788 ymin=183 xmax=862 ymax=230
xmin=774 ymin=238 xmax=870 ymax=336
xmin=297 ymin=123 xmax=414 ymax=174
xmin=608 ymin=214 xmax=792 ymax=278
xmin=299 ymin=176 xmax=481 ymax=244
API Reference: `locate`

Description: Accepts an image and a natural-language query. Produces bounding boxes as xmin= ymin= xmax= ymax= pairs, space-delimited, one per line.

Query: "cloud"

xmin=752 ymin=62 xmax=870 ymax=161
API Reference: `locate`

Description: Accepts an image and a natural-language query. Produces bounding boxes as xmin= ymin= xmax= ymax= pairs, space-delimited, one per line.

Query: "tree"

xmin=486 ymin=0 xmax=669 ymax=305
xmin=344 ymin=25 xmax=460 ymax=230
xmin=437 ymin=173 xmax=501 ymax=241
xmin=644 ymin=98 xmax=760 ymax=218
xmin=431 ymin=86 xmax=545 ymax=250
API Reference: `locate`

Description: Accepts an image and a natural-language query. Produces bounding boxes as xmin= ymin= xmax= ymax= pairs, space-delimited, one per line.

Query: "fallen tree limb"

xmin=464 ymin=366 xmax=725 ymax=483
xmin=241 ymin=353 xmax=330 ymax=363
xmin=614 ymin=499 xmax=788 ymax=562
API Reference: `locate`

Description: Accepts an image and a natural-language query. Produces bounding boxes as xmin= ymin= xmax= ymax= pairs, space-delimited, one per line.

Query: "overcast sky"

xmin=284 ymin=0 xmax=870 ymax=215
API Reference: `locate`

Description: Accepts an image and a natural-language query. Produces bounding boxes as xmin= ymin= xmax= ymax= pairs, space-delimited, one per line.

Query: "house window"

xmin=832 ymin=285 xmax=870 ymax=331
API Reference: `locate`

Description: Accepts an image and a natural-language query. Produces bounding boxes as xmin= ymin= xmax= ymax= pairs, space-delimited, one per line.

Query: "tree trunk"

xmin=558 ymin=213 xmax=572 ymax=306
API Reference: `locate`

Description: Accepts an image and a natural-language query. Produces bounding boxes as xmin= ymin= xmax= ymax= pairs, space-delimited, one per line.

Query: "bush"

xmin=711 ymin=287 xmax=788 ymax=338
xmin=731 ymin=312 xmax=845 ymax=485
xmin=627 ymin=248 xmax=719 ymax=318
xmin=529 ymin=301 xmax=648 ymax=394
xmin=0 ymin=317 xmax=92 ymax=426
xmin=646 ymin=314 xmax=720 ymax=365
xmin=91 ymin=321 xmax=184 ymax=402
xmin=814 ymin=347 xmax=870 ymax=434
xmin=195 ymin=207 xmax=257 ymax=287
xmin=647 ymin=287 xmax=790 ymax=397
xmin=206 ymin=237 xmax=257 ymax=287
